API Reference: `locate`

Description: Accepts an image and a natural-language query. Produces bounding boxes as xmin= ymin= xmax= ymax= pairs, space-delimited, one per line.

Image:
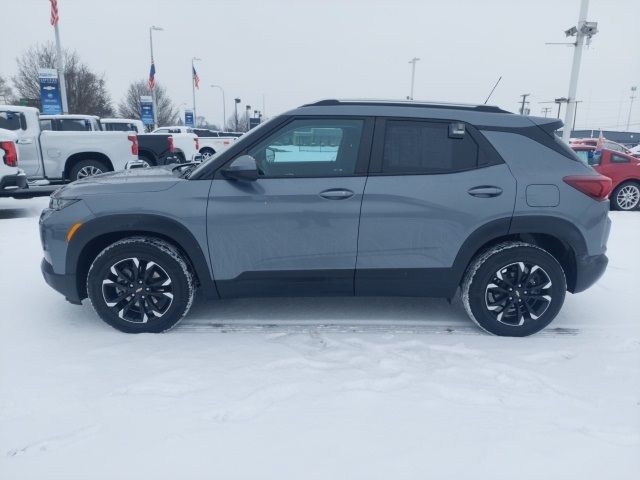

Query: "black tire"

xmin=69 ymin=159 xmax=109 ymax=181
xmin=138 ymin=154 xmax=156 ymax=167
xmin=87 ymin=237 xmax=195 ymax=333
xmin=462 ymin=242 xmax=566 ymax=337
xmin=611 ymin=181 xmax=640 ymax=211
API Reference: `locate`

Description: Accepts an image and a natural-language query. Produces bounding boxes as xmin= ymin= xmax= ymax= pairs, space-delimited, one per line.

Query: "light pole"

xmin=191 ymin=57 xmax=201 ymax=127
xmin=234 ymin=98 xmax=241 ymax=132
xmin=245 ymin=105 xmax=251 ymax=131
xmin=149 ymin=25 xmax=163 ymax=129
xmin=519 ymin=93 xmax=531 ymax=115
xmin=627 ymin=86 xmax=637 ymax=131
xmin=211 ymin=85 xmax=226 ymax=131
xmin=408 ymin=57 xmax=420 ymax=100
xmin=561 ymin=0 xmax=598 ymax=142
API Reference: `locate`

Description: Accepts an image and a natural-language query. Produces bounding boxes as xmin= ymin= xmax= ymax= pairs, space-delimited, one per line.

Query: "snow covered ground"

xmin=1 ymin=196 xmax=638 ymax=480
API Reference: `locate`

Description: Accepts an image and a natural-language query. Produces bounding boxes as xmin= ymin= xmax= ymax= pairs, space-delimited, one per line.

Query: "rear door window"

xmin=381 ymin=120 xmax=479 ymax=174
xmin=0 ymin=111 xmax=25 ymax=130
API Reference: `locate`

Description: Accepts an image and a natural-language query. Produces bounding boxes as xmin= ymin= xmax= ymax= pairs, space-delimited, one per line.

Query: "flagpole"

xmin=149 ymin=27 xmax=159 ymax=130
xmin=51 ymin=1 xmax=68 ymax=113
xmin=191 ymin=57 xmax=201 ymax=127
xmin=192 ymin=59 xmax=196 ymax=127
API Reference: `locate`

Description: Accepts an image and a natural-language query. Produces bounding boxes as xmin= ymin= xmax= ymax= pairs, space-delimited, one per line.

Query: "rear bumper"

xmin=0 ymin=170 xmax=28 ymax=196
xmin=41 ymin=258 xmax=82 ymax=305
xmin=572 ymin=253 xmax=608 ymax=293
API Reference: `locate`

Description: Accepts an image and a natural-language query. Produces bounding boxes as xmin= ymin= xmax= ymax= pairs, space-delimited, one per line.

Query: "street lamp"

xmin=627 ymin=86 xmax=637 ymax=131
xmin=408 ymin=57 xmax=420 ymax=100
xmin=149 ymin=26 xmax=164 ymax=129
xmin=245 ymin=105 xmax=251 ymax=131
xmin=210 ymin=85 xmax=226 ymax=131
xmin=234 ymin=98 xmax=241 ymax=132
xmin=191 ymin=57 xmax=201 ymax=127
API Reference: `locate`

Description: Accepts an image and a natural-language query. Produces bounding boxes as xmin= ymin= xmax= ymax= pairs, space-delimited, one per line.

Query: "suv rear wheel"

xmin=462 ymin=242 xmax=566 ymax=336
xmin=87 ymin=237 xmax=195 ymax=333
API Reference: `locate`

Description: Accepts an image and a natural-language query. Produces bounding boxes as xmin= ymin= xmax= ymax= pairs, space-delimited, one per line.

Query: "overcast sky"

xmin=2 ymin=0 xmax=639 ymax=130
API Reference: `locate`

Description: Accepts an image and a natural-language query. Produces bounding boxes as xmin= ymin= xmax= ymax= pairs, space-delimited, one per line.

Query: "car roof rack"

xmin=301 ymin=98 xmax=511 ymax=114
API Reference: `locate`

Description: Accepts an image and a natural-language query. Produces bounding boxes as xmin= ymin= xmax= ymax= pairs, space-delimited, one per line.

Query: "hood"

xmin=54 ymin=165 xmax=182 ymax=197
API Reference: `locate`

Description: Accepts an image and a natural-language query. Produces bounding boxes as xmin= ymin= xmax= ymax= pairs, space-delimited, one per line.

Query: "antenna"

xmin=484 ymin=76 xmax=502 ymax=104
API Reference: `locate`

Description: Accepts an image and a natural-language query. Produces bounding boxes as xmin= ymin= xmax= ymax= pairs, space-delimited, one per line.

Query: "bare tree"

xmin=12 ymin=42 xmax=114 ymax=116
xmin=0 ymin=75 xmax=15 ymax=104
xmin=118 ymin=80 xmax=178 ymax=127
xmin=225 ymin=111 xmax=250 ymax=132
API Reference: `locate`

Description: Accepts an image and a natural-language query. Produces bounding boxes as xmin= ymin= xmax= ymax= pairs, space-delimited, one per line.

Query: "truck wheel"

xmin=70 ymin=159 xmax=108 ymax=181
xmin=461 ymin=242 xmax=566 ymax=337
xmin=200 ymin=147 xmax=215 ymax=160
xmin=611 ymin=181 xmax=640 ymax=211
xmin=138 ymin=154 xmax=156 ymax=168
xmin=87 ymin=237 xmax=195 ymax=333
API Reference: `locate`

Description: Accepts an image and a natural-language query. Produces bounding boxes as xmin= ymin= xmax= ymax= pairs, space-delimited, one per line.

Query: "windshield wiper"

xmin=172 ymin=162 xmax=199 ymax=178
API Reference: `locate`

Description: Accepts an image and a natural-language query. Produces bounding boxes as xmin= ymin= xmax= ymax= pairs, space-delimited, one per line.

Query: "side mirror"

xmin=222 ymin=154 xmax=259 ymax=182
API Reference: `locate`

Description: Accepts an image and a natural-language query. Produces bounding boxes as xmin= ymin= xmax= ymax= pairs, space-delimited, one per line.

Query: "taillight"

xmin=194 ymin=137 xmax=200 ymax=150
xmin=127 ymin=135 xmax=139 ymax=155
xmin=167 ymin=136 xmax=175 ymax=153
xmin=0 ymin=141 xmax=18 ymax=167
xmin=563 ymin=175 xmax=612 ymax=201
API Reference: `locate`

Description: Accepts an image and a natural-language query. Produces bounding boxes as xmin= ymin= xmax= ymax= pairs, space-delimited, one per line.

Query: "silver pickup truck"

xmin=0 ymin=106 xmax=138 ymax=182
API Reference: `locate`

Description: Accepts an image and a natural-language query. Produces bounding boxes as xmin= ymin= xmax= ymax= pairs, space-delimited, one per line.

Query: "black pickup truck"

xmin=137 ymin=134 xmax=181 ymax=166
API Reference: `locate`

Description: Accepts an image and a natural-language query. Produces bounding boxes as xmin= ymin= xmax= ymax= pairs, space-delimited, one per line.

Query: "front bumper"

xmin=572 ymin=253 xmax=608 ymax=293
xmin=41 ymin=258 xmax=82 ymax=305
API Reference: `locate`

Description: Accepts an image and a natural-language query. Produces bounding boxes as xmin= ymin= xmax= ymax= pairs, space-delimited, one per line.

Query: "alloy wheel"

xmin=485 ymin=262 xmax=552 ymax=326
xmin=616 ymin=185 xmax=640 ymax=210
xmin=77 ymin=165 xmax=103 ymax=179
xmin=101 ymin=257 xmax=174 ymax=323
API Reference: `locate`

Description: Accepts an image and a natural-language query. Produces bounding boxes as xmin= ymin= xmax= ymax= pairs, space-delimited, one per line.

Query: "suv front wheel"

xmin=87 ymin=237 xmax=195 ymax=333
xmin=462 ymin=242 xmax=567 ymax=336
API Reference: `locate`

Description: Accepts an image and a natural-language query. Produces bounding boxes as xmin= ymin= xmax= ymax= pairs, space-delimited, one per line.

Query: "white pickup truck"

xmin=153 ymin=126 xmax=238 ymax=160
xmin=0 ymin=128 xmax=28 ymax=197
xmin=42 ymin=114 xmax=200 ymax=164
xmin=0 ymin=106 xmax=138 ymax=182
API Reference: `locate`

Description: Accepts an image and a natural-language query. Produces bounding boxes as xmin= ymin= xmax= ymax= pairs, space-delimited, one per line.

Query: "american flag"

xmin=50 ymin=0 xmax=59 ymax=26
xmin=192 ymin=65 xmax=200 ymax=89
xmin=148 ymin=62 xmax=156 ymax=91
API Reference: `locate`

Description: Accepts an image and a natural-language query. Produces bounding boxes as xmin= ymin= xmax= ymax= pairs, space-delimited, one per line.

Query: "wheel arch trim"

xmin=66 ymin=213 xmax=218 ymax=301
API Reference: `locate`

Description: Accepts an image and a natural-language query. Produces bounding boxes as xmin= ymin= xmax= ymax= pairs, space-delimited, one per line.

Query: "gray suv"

xmin=39 ymin=100 xmax=612 ymax=336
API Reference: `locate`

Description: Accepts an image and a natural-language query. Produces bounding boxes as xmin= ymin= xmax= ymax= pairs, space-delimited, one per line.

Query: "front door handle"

xmin=319 ymin=188 xmax=355 ymax=200
xmin=467 ymin=186 xmax=503 ymax=198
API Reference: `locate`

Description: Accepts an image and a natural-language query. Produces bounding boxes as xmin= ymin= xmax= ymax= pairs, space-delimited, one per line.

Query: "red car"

xmin=572 ymin=145 xmax=640 ymax=211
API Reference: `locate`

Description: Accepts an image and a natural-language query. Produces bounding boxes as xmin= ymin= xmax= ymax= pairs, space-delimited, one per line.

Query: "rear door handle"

xmin=319 ymin=188 xmax=355 ymax=200
xmin=467 ymin=186 xmax=503 ymax=198
xmin=17 ymin=138 xmax=33 ymax=145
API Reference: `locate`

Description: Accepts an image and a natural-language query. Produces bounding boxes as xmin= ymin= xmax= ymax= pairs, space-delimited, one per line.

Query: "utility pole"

xmin=627 ymin=86 xmax=637 ymax=131
xmin=519 ymin=93 xmax=531 ymax=115
xmin=191 ymin=57 xmax=201 ymax=127
xmin=572 ymin=100 xmax=582 ymax=132
xmin=562 ymin=0 xmax=598 ymax=142
xmin=541 ymin=107 xmax=552 ymax=117
xmin=149 ymin=26 xmax=163 ymax=129
xmin=408 ymin=57 xmax=420 ymax=100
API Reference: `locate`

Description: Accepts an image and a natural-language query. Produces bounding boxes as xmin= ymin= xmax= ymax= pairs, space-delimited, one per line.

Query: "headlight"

xmin=49 ymin=197 xmax=80 ymax=211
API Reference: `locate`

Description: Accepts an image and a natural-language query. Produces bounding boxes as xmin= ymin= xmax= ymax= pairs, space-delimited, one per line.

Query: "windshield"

xmin=187 ymin=116 xmax=277 ymax=179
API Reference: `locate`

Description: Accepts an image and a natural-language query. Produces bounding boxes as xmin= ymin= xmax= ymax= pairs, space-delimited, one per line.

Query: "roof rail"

xmin=301 ymin=99 xmax=510 ymax=114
